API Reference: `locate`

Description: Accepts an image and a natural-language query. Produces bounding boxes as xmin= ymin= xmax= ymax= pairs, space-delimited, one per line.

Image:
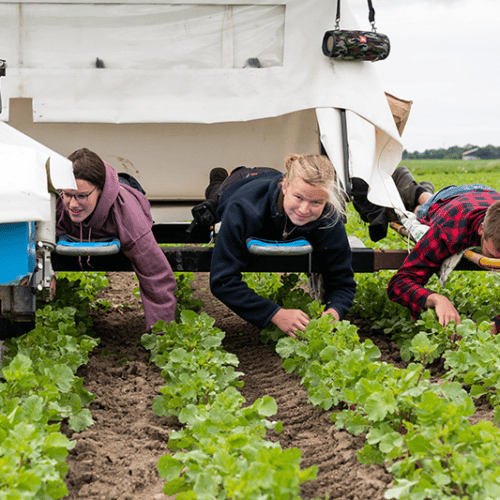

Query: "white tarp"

xmin=317 ymin=108 xmax=405 ymax=211
xmin=0 ymin=144 xmax=52 ymax=222
xmin=1 ymin=0 xmax=405 ymax=210
xmin=0 ymin=123 xmax=76 ymax=222
xmin=0 ymin=123 xmax=76 ymax=189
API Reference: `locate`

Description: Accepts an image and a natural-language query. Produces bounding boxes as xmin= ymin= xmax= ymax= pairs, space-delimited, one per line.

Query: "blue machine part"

xmin=55 ymin=236 xmax=121 ymax=256
xmin=246 ymin=237 xmax=313 ymax=256
xmin=0 ymin=221 xmax=36 ymax=285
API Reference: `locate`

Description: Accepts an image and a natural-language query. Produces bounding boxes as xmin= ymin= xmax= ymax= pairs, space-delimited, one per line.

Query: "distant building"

xmin=462 ymin=147 xmax=479 ymax=160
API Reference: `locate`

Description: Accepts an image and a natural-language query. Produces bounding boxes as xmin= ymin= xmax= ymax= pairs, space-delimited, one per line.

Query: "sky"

xmin=349 ymin=0 xmax=500 ymax=153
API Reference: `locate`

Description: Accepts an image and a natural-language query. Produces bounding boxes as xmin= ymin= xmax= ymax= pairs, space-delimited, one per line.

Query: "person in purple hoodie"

xmin=56 ymin=148 xmax=177 ymax=332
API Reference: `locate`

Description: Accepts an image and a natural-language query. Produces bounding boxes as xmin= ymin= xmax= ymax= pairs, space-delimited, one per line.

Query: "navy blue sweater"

xmin=210 ymin=171 xmax=356 ymax=328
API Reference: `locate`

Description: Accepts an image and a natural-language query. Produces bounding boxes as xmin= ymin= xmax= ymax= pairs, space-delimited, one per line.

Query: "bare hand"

xmin=322 ymin=308 xmax=340 ymax=321
xmin=271 ymin=308 xmax=310 ymax=338
xmin=425 ymin=293 xmax=461 ymax=327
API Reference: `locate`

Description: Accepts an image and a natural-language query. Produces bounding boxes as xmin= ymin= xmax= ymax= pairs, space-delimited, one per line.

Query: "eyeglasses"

xmin=59 ymin=187 xmax=97 ymax=203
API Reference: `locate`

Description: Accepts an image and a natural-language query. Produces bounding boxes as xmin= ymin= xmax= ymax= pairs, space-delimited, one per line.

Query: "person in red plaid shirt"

xmin=387 ymin=169 xmax=500 ymax=331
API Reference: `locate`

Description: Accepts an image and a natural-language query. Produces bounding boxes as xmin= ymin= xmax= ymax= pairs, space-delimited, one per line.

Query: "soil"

xmin=62 ymin=272 xmax=494 ymax=500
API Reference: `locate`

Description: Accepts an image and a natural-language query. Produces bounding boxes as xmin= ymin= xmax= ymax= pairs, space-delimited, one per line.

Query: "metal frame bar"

xmin=51 ymin=226 xmax=483 ymax=274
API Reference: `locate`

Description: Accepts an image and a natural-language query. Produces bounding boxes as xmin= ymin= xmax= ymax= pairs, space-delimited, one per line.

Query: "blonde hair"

xmin=283 ymin=154 xmax=345 ymax=221
xmin=483 ymin=201 xmax=500 ymax=251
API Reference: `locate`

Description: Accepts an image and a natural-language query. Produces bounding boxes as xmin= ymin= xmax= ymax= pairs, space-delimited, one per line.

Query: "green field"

xmin=399 ymin=158 xmax=500 ymax=191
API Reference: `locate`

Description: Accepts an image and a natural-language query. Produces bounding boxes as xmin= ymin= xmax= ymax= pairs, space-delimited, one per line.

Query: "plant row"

xmin=141 ymin=308 xmax=319 ymax=500
xmin=352 ymin=267 xmax=500 ymax=413
xmin=249 ymin=271 xmax=500 ymax=499
xmin=0 ymin=273 xmax=106 ymax=499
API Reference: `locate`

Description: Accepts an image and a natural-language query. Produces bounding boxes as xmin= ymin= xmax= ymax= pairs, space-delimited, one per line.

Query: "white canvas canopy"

xmin=0 ymin=0 xmax=407 ymax=214
xmin=0 ymin=123 xmax=75 ymax=222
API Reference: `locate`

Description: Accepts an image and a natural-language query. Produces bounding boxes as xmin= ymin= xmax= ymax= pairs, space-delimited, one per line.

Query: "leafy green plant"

xmin=442 ymin=319 xmax=500 ymax=419
xmin=243 ymin=272 xmax=289 ymax=301
xmin=0 ymin=272 xmax=103 ymax=499
xmin=144 ymin=310 xmax=225 ymax=356
xmin=243 ymin=272 xmax=321 ymax=345
xmin=160 ymin=388 xmax=316 ymax=500
xmin=53 ymin=271 xmax=109 ymax=312
xmin=173 ymin=272 xmax=204 ymax=321
xmin=146 ymin=312 xmax=244 ymax=418
xmin=152 ymin=346 xmax=243 ymax=417
xmin=142 ymin=307 xmax=318 ymax=499
xmin=273 ymin=301 xmax=500 ymax=500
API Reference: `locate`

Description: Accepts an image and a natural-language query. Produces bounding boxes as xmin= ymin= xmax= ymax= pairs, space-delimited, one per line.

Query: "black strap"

xmin=335 ymin=0 xmax=377 ymax=29
xmin=367 ymin=0 xmax=375 ymax=25
xmin=340 ymin=109 xmax=351 ymax=198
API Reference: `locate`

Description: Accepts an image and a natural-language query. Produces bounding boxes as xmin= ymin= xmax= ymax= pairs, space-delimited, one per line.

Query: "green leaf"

xmin=470 ymin=384 xmax=488 ymax=398
xmin=384 ymin=479 xmax=418 ymax=499
xmin=3 ymin=354 xmax=32 ymax=382
xmin=45 ymin=431 xmax=72 ymax=449
xmin=364 ymin=391 xmax=396 ymax=421
xmin=158 ymin=454 xmax=184 ymax=481
xmin=47 ymin=364 xmax=75 ymax=393
xmin=68 ymin=408 xmax=94 ymax=432
xmin=16 ymin=472 xmax=42 ymax=493
xmin=253 ymin=396 xmax=277 ymax=417
xmin=21 ymin=395 xmax=45 ymax=423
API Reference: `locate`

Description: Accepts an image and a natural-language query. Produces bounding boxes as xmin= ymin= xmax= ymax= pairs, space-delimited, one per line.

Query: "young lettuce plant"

xmin=0 ymin=272 xmax=103 ymax=499
xmin=159 ymin=387 xmax=317 ymax=500
xmin=442 ymin=318 xmax=500 ymax=421
xmin=173 ymin=271 xmax=205 ymax=322
xmin=143 ymin=308 xmax=318 ymax=499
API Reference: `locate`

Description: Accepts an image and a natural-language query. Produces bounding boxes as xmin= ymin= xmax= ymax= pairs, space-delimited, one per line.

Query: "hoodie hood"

xmin=88 ymin=163 xmax=120 ymax=229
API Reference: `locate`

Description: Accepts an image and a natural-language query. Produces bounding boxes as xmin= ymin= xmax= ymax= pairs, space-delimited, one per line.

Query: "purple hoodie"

xmin=56 ymin=163 xmax=177 ymax=331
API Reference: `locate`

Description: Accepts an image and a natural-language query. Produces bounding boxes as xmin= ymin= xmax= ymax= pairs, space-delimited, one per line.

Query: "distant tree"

xmin=404 ymin=145 xmax=500 ymax=160
xmin=445 ymin=146 xmax=463 ymax=160
xmin=476 ymin=145 xmax=500 ymax=159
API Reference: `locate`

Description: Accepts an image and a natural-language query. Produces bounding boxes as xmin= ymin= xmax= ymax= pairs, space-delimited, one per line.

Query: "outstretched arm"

xmin=210 ymin=200 xmax=283 ymax=329
xmin=387 ymin=225 xmax=455 ymax=320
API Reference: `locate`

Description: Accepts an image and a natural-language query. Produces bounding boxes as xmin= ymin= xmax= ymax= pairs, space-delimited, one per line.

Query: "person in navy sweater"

xmin=209 ymin=154 xmax=356 ymax=338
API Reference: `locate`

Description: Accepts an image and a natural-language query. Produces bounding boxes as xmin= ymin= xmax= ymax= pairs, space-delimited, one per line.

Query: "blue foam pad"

xmin=246 ymin=237 xmax=312 ymax=256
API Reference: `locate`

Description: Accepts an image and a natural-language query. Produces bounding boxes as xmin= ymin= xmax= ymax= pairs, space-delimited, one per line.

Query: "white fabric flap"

xmin=0 ymin=122 xmax=76 ymax=190
xmin=0 ymin=144 xmax=52 ymax=222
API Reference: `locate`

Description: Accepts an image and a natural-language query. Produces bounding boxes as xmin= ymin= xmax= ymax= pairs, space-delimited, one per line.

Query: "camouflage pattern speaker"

xmin=322 ymin=30 xmax=390 ymax=62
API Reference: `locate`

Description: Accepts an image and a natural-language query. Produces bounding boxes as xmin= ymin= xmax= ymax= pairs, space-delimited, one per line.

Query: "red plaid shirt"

xmin=387 ymin=189 xmax=500 ymax=321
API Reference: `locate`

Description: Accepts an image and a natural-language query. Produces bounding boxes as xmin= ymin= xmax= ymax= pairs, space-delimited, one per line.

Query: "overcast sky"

xmin=349 ymin=0 xmax=500 ymax=152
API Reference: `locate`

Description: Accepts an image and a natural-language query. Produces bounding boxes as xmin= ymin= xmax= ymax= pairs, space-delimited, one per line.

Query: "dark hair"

xmin=68 ymin=148 xmax=106 ymax=191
